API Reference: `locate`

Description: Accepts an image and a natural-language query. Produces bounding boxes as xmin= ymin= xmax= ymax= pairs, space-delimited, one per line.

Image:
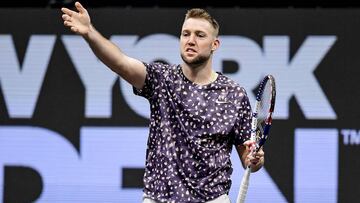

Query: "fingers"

xmin=62 ymin=14 xmax=71 ymax=21
xmin=61 ymin=7 xmax=76 ymax=16
xmin=61 ymin=2 xmax=87 ymax=16
xmin=63 ymin=20 xmax=78 ymax=33
xmin=248 ymin=154 xmax=262 ymax=165
xmin=243 ymin=140 xmax=256 ymax=148
xmin=61 ymin=2 xmax=87 ymax=34
xmin=247 ymin=147 xmax=264 ymax=161
xmin=253 ymin=148 xmax=264 ymax=159
xmin=256 ymin=148 xmax=264 ymax=157
xmin=70 ymin=27 xmax=78 ymax=33
xmin=63 ymin=20 xmax=73 ymax=28
xmin=62 ymin=13 xmax=73 ymax=28
xmin=75 ymin=2 xmax=86 ymax=14
xmin=243 ymin=140 xmax=255 ymax=145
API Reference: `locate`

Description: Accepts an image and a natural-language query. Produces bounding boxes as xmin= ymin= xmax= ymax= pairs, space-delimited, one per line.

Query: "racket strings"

xmin=255 ymin=81 xmax=273 ymax=141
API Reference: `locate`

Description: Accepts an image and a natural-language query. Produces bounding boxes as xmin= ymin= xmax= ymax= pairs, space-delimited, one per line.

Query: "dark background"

xmin=1 ymin=0 xmax=360 ymax=8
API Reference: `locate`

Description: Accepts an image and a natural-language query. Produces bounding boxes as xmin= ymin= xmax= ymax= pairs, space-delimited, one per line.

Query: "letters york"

xmin=0 ymin=34 xmax=337 ymax=119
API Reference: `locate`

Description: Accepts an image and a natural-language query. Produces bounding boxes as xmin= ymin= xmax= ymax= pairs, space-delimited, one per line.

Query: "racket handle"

xmin=236 ymin=167 xmax=251 ymax=203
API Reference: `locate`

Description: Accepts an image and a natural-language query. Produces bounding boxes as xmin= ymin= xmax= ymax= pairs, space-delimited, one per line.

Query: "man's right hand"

xmin=61 ymin=2 xmax=91 ymax=36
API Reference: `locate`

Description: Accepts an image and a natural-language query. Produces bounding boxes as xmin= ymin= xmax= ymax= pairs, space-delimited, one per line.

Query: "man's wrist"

xmin=83 ymin=24 xmax=96 ymax=41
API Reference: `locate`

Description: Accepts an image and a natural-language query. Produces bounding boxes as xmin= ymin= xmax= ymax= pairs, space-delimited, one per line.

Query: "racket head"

xmin=251 ymin=75 xmax=276 ymax=150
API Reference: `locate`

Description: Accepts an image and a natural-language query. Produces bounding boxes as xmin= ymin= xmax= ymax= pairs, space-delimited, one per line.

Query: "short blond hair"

xmin=185 ymin=8 xmax=220 ymax=37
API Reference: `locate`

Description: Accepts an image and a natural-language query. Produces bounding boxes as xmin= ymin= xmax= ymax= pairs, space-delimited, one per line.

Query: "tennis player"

xmin=62 ymin=2 xmax=264 ymax=202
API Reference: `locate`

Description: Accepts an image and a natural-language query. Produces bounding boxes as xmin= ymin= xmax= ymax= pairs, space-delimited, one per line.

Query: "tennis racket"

xmin=236 ymin=74 xmax=276 ymax=203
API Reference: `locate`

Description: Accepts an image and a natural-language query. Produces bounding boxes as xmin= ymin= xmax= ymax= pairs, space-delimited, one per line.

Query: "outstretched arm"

xmin=236 ymin=140 xmax=265 ymax=173
xmin=61 ymin=2 xmax=146 ymax=89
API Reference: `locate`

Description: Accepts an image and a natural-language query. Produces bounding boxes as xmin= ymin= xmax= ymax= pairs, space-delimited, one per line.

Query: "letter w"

xmin=0 ymin=35 xmax=55 ymax=118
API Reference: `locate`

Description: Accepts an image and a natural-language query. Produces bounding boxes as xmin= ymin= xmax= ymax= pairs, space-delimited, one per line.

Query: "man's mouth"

xmin=186 ymin=48 xmax=197 ymax=53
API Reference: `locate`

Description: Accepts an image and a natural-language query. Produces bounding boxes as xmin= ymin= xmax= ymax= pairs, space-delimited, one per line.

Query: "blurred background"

xmin=1 ymin=1 xmax=360 ymax=203
xmin=1 ymin=0 xmax=360 ymax=8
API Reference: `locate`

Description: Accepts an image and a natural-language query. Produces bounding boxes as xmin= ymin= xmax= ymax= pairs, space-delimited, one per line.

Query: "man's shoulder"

xmin=218 ymin=73 xmax=247 ymax=93
xmin=144 ymin=62 xmax=182 ymax=82
xmin=145 ymin=62 xmax=178 ymax=69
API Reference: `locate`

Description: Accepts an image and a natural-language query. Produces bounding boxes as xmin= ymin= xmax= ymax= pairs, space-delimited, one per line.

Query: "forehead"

xmin=181 ymin=18 xmax=214 ymax=33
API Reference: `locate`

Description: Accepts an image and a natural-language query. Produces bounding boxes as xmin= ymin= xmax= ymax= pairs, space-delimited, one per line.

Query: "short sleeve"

xmin=232 ymin=93 xmax=252 ymax=145
xmin=133 ymin=62 xmax=163 ymax=99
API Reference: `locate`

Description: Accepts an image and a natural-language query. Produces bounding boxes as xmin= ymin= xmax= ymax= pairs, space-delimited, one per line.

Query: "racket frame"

xmin=236 ymin=74 xmax=276 ymax=203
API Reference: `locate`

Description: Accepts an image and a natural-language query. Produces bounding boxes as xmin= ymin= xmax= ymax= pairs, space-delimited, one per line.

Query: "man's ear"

xmin=212 ymin=38 xmax=220 ymax=51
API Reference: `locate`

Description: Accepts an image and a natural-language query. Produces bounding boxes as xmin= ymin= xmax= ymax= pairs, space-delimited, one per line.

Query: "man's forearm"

xmin=83 ymin=24 xmax=128 ymax=75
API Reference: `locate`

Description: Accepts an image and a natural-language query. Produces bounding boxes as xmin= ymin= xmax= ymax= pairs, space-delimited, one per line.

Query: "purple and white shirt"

xmin=134 ymin=63 xmax=252 ymax=202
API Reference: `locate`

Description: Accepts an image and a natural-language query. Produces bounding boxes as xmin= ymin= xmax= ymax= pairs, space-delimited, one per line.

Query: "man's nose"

xmin=187 ymin=34 xmax=196 ymax=45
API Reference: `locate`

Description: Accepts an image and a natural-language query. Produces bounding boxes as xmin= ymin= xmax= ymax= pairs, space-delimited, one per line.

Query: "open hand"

xmin=61 ymin=2 xmax=91 ymax=35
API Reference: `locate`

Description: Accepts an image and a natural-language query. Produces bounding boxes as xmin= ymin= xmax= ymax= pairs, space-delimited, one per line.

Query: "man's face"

xmin=180 ymin=18 xmax=219 ymax=67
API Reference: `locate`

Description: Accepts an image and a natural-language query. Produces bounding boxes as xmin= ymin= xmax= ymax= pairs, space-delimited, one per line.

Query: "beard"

xmin=181 ymin=52 xmax=211 ymax=68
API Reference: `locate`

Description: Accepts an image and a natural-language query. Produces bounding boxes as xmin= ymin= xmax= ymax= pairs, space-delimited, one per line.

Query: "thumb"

xmin=243 ymin=140 xmax=257 ymax=152
xmin=75 ymin=2 xmax=86 ymax=14
xmin=243 ymin=140 xmax=256 ymax=148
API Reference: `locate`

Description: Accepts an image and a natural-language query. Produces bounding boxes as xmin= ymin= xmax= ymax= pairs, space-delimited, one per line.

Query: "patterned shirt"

xmin=134 ymin=62 xmax=252 ymax=202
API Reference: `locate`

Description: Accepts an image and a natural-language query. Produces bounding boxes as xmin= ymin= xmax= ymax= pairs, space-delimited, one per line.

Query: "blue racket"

xmin=237 ymin=74 xmax=276 ymax=203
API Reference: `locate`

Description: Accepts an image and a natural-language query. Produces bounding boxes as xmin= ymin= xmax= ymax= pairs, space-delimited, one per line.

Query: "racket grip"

xmin=236 ymin=167 xmax=251 ymax=203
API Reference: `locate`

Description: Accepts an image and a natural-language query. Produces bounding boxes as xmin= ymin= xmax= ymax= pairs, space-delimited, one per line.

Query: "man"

xmin=62 ymin=2 xmax=264 ymax=202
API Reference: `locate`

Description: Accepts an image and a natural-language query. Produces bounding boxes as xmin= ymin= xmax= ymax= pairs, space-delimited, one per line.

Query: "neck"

xmin=181 ymin=59 xmax=217 ymax=85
